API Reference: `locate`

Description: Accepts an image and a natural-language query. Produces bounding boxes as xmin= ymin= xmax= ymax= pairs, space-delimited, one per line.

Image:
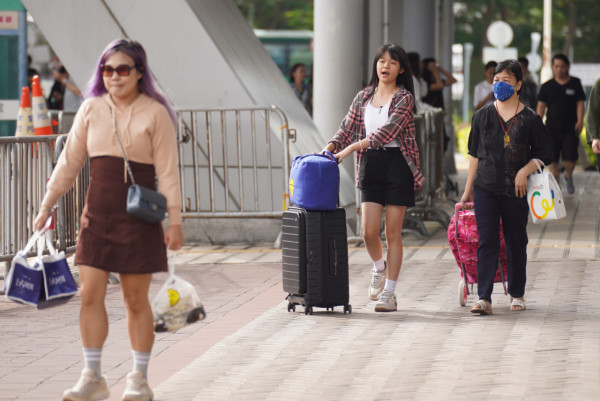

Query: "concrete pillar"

xmin=388 ymin=0 xmax=437 ymax=57
xmin=313 ymin=0 xmax=363 ymax=141
xmin=440 ymin=0 xmax=457 ymax=174
xmin=367 ymin=0 xmax=384 ymax=81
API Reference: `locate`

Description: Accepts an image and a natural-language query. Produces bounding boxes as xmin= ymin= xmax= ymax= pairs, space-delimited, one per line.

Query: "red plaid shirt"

xmin=328 ymin=86 xmax=425 ymax=190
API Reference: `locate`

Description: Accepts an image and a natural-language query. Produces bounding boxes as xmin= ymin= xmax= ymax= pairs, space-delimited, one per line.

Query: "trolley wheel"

xmin=344 ymin=304 xmax=352 ymax=314
xmin=287 ymin=303 xmax=296 ymax=312
xmin=458 ymin=280 xmax=468 ymax=306
xmin=304 ymin=306 xmax=313 ymax=315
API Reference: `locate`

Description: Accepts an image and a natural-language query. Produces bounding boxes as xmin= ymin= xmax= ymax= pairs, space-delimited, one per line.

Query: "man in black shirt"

xmin=537 ymin=53 xmax=586 ymax=194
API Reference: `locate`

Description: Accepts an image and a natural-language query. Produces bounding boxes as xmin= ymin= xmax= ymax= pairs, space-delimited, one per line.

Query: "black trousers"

xmin=473 ymin=186 xmax=530 ymax=303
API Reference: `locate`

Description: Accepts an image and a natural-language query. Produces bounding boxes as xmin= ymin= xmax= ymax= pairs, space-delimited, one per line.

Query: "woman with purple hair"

xmin=34 ymin=39 xmax=183 ymax=401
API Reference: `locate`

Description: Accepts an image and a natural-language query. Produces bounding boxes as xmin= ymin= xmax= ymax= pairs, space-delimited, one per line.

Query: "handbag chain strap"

xmin=109 ymin=105 xmax=137 ymax=186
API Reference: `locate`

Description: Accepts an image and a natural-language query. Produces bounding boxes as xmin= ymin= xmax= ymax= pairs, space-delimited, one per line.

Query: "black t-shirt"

xmin=537 ymin=77 xmax=586 ymax=129
xmin=468 ymin=103 xmax=553 ymax=197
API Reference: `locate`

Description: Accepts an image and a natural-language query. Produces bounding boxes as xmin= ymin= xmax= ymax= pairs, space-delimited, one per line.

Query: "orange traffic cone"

xmin=15 ymin=86 xmax=35 ymax=137
xmin=31 ymin=75 xmax=53 ymax=135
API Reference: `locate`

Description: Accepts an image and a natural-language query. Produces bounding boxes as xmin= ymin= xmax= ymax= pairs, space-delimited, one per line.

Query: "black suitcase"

xmin=281 ymin=207 xmax=352 ymax=315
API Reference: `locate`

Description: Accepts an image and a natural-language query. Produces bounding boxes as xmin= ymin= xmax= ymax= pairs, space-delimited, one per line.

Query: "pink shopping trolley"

xmin=447 ymin=202 xmax=508 ymax=306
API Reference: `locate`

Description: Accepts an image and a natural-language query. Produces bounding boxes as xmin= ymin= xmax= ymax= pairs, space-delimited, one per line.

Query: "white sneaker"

xmin=368 ymin=263 xmax=386 ymax=301
xmin=62 ymin=368 xmax=109 ymax=401
xmin=122 ymin=371 xmax=154 ymax=401
xmin=374 ymin=290 xmax=397 ymax=312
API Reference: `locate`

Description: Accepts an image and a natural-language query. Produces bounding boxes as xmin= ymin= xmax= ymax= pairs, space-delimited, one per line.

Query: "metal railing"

xmin=403 ymin=110 xmax=454 ymax=238
xmin=175 ymin=105 xmax=293 ymax=219
xmin=48 ymin=110 xmax=77 ymax=135
xmin=0 ymin=135 xmax=89 ymax=266
xmin=1 ymin=105 xmax=294 ymax=265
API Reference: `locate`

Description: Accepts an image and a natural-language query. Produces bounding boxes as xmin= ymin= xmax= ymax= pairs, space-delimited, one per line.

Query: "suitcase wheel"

xmin=287 ymin=303 xmax=296 ymax=312
xmin=304 ymin=305 xmax=313 ymax=315
xmin=344 ymin=304 xmax=352 ymax=314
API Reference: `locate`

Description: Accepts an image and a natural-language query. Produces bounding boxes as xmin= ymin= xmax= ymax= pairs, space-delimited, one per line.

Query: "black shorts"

xmin=547 ymin=125 xmax=579 ymax=162
xmin=358 ymin=147 xmax=415 ymax=207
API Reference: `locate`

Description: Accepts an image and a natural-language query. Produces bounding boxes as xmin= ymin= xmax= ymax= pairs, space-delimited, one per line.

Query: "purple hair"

xmin=84 ymin=39 xmax=177 ymax=126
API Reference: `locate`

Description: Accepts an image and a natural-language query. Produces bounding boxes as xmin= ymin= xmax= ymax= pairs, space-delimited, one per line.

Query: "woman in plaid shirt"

xmin=322 ymin=43 xmax=424 ymax=312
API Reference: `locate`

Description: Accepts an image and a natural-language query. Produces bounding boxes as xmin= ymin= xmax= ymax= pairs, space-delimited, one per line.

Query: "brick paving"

xmin=1 ymin=170 xmax=600 ymax=400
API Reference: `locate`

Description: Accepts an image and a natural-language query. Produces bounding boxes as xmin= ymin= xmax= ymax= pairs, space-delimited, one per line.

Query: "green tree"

xmin=235 ymin=0 xmax=313 ymax=30
xmin=454 ymin=0 xmax=600 ymax=63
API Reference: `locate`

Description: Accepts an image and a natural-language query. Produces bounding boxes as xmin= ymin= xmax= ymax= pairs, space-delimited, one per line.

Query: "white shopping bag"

xmin=526 ymin=159 xmax=566 ymax=224
xmin=151 ymin=254 xmax=206 ymax=332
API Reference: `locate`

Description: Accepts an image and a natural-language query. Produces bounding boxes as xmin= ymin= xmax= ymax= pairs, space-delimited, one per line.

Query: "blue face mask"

xmin=493 ymin=81 xmax=515 ymax=102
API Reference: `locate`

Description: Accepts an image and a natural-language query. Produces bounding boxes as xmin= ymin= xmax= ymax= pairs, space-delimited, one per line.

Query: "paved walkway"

xmin=1 ymin=169 xmax=600 ymax=400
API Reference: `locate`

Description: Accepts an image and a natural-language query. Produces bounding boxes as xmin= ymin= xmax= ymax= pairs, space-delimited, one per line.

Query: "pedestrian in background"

xmin=461 ymin=59 xmax=552 ymax=315
xmin=322 ymin=43 xmax=424 ymax=312
xmin=518 ymin=57 xmax=538 ymax=109
xmin=289 ymin=62 xmax=312 ymax=116
xmin=586 ymin=76 xmax=600 ymax=170
xmin=474 ymin=61 xmax=497 ymax=111
xmin=421 ymin=57 xmax=456 ymax=151
xmin=421 ymin=57 xmax=457 ymax=109
xmin=34 ymin=39 xmax=183 ymax=401
xmin=407 ymin=51 xmax=440 ymax=114
xmin=537 ymin=53 xmax=586 ymax=194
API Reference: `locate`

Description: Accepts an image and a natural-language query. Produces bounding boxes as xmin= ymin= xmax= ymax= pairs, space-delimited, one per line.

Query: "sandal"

xmin=470 ymin=299 xmax=493 ymax=315
xmin=510 ymin=297 xmax=526 ymax=311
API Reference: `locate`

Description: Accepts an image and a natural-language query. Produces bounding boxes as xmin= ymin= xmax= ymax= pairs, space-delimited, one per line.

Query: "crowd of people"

xmin=26 ymin=30 xmax=600 ymax=400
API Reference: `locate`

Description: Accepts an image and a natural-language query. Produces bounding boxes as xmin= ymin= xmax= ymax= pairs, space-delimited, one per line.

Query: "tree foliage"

xmin=454 ymin=0 xmax=600 ymax=63
xmin=235 ymin=0 xmax=599 ymax=63
xmin=235 ymin=0 xmax=313 ymax=30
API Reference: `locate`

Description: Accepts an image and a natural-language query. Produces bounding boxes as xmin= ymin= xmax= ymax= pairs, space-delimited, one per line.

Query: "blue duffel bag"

xmin=289 ymin=150 xmax=339 ymax=211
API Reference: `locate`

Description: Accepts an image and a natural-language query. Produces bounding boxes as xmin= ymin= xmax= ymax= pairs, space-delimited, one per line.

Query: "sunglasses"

xmin=100 ymin=64 xmax=138 ymax=77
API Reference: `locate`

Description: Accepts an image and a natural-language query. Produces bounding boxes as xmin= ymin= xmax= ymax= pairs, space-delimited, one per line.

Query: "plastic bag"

xmin=151 ymin=254 xmax=206 ymax=332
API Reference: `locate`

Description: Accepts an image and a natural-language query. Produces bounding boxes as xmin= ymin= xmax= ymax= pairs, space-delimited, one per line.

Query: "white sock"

xmin=372 ymin=258 xmax=385 ymax=272
xmin=384 ymin=279 xmax=396 ymax=293
xmin=132 ymin=350 xmax=151 ymax=378
xmin=83 ymin=347 xmax=102 ymax=380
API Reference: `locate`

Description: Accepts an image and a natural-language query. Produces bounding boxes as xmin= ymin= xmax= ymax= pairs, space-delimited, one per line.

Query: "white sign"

xmin=483 ymin=47 xmax=518 ymax=64
xmin=0 ymin=100 xmax=19 ymax=121
xmin=487 ymin=21 xmax=513 ymax=48
xmin=0 ymin=11 xmax=19 ymax=30
xmin=484 ymin=20 xmax=517 ymax=64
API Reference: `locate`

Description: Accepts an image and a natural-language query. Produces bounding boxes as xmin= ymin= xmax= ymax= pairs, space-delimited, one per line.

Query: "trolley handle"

xmin=454 ymin=202 xmax=474 ymax=239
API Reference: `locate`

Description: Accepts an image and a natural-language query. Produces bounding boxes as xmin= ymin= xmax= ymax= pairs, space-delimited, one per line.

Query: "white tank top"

xmin=364 ymin=100 xmax=398 ymax=148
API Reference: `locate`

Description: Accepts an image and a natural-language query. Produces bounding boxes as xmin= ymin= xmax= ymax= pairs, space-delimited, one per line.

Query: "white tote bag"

xmin=526 ymin=159 xmax=566 ymax=224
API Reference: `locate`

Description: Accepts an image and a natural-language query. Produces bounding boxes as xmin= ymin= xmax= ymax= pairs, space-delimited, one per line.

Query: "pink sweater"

xmin=42 ymin=93 xmax=182 ymax=225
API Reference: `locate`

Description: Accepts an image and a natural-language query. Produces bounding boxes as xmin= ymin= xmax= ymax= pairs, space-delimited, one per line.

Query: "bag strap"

xmin=168 ymin=252 xmax=177 ymax=276
xmin=22 ymin=212 xmax=54 ymax=255
xmin=531 ymin=159 xmax=545 ymax=174
xmin=321 ymin=150 xmax=336 ymax=162
xmin=109 ymin=105 xmax=137 ymax=186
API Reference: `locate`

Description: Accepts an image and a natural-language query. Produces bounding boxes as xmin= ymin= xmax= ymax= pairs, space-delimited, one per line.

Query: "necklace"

xmin=495 ymin=101 xmax=519 ymax=143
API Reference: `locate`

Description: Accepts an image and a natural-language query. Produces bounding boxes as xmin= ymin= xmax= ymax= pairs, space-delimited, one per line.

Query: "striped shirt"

xmin=328 ymin=86 xmax=425 ymax=190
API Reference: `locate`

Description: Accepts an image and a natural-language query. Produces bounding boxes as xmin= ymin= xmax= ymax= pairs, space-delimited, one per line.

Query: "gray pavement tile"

xmin=152 ymin=259 xmax=600 ymax=401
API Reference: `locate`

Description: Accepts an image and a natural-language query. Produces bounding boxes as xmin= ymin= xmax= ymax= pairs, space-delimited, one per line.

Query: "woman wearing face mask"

xmin=460 ymin=59 xmax=552 ymax=315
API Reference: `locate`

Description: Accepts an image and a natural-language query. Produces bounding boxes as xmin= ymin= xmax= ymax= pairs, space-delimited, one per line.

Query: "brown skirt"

xmin=74 ymin=156 xmax=167 ymax=274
